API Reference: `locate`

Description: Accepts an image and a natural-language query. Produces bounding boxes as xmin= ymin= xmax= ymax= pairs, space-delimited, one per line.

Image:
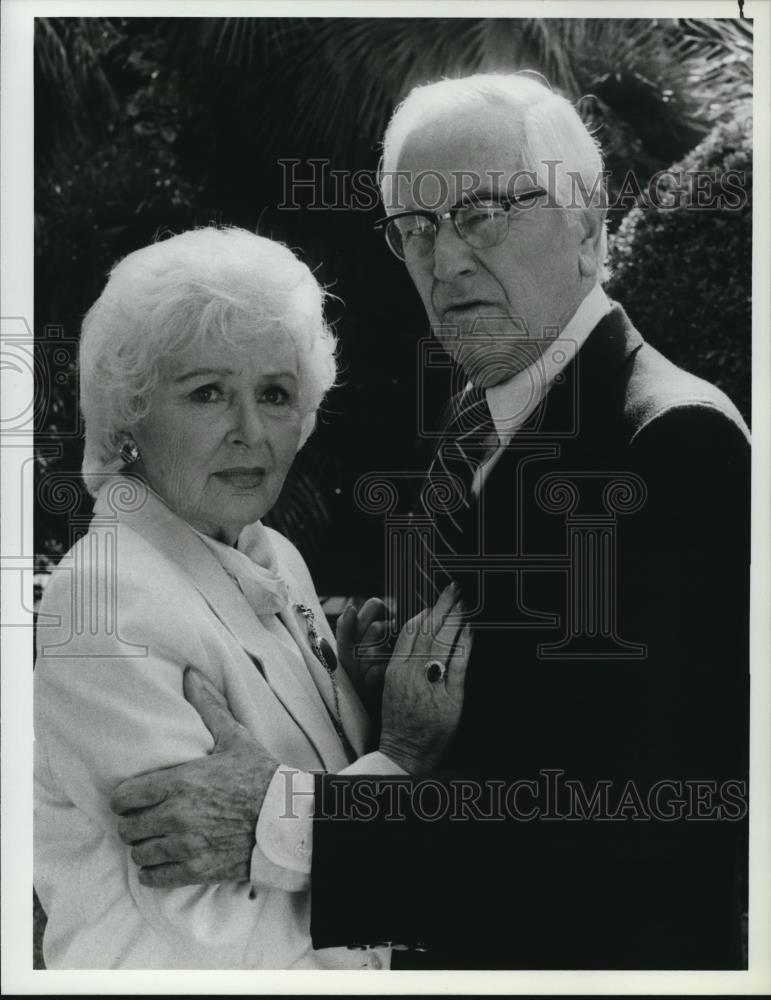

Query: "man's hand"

xmin=336 ymin=597 xmax=394 ymax=716
xmin=379 ymin=582 xmax=472 ymax=776
xmin=110 ymin=666 xmax=278 ymax=888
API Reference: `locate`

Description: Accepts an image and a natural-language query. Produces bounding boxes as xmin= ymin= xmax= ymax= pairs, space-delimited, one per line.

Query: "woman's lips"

xmin=215 ymin=467 xmax=267 ymax=489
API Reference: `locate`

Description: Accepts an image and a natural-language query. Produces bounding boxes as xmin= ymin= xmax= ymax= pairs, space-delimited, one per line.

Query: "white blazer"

xmin=34 ymin=476 xmax=388 ymax=970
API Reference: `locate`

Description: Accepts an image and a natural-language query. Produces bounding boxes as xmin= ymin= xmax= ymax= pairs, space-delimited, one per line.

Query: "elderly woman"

xmin=34 ymin=227 xmax=466 ymax=969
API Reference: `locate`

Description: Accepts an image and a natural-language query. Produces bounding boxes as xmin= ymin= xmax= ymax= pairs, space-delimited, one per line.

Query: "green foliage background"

xmin=35 ymin=16 xmax=753 ymax=595
xmin=608 ymin=113 xmax=752 ymax=419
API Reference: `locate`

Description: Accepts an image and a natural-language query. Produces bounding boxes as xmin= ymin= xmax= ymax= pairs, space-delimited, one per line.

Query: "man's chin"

xmin=453 ymin=346 xmax=523 ymax=388
xmin=435 ymin=314 xmax=530 ymax=339
xmin=452 ymin=333 xmax=557 ymax=386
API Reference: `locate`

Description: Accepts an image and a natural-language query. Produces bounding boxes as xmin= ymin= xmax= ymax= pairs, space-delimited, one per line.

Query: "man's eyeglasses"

xmin=374 ymin=189 xmax=547 ymax=262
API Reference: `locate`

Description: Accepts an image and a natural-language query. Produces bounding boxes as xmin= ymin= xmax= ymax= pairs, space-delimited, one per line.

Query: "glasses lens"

xmin=456 ymin=204 xmax=509 ymax=249
xmin=386 ymin=214 xmax=435 ymax=261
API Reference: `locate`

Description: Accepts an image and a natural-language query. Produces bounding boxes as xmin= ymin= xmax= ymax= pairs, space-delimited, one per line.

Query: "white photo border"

xmin=2 ymin=0 xmax=769 ymax=993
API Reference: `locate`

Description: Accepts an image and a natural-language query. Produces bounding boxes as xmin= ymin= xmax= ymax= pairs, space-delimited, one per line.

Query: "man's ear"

xmin=577 ymin=209 xmax=605 ymax=279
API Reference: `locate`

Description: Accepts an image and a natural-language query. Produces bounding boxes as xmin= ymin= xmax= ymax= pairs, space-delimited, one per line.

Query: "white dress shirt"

xmin=255 ymin=284 xmax=611 ymax=878
xmin=473 ymin=282 xmax=611 ymax=494
xmin=256 ymin=752 xmax=407 ymax=879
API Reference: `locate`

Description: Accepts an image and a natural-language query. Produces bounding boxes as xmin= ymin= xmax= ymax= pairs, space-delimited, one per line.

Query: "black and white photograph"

xmin=1 ymin=0 xmax=770 ymax=993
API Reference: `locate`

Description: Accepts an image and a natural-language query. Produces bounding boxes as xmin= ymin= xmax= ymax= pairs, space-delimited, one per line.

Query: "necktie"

xmin=418 ymin=388 xmax=499 ymax=595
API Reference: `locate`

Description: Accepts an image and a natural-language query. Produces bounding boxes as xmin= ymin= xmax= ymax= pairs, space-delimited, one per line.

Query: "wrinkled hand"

xmin=110 ymin=666 xmax=278 ymax=888
xmin=336 ymin=597 xmax=394 ymax=716
xmin=379 ymin=582 xmax=472 ymax=776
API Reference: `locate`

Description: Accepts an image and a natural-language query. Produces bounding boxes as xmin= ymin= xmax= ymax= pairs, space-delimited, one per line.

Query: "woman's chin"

xmin=188 ymin=495 xmax=275 ymax=542
xmin=225 ymin=498 xmax=272 ymax=531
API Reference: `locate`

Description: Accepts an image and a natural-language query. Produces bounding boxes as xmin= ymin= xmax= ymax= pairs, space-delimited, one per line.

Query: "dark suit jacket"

xmin=311 ymin=304 xmax=751 ymax=969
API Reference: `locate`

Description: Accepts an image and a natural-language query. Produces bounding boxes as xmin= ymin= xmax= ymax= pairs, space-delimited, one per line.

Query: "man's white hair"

xmin=80 ymin=226 xmax=337 ymax=496
xmin=380 ymin=73 xmax=608 ymax=280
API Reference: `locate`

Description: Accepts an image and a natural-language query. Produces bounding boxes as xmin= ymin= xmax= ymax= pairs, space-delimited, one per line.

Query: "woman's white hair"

xmin=80 ymin=226 xmax=337 ymax=496
xmin=379 ymin=73 xmax=609 ymax=280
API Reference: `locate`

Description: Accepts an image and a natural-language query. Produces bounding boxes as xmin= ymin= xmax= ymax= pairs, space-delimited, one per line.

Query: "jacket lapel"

xmin=480 ymin=302 xmax=645 ymax=497
xmin=278 ymin=605 xmax=371 ymax=759
xmin=96 ymin=480 xmax=352 ymax=770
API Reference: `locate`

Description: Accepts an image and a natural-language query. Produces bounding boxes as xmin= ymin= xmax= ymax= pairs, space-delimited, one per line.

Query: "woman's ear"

xmin=577 ymin=209 xmax=605 ymax=279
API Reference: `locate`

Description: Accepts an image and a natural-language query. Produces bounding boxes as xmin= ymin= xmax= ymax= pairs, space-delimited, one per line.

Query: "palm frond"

xmin=174 ymin=16 xmax=752 ymax=174
xmin=262 ymin=454 xmax=333 ymax=570
xmin=35 ymin=17 xmax=121 ymax=134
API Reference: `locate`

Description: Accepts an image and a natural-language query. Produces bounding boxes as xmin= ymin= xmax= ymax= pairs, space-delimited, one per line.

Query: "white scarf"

xmin=195 ymin=521 xmax=291 ymax=615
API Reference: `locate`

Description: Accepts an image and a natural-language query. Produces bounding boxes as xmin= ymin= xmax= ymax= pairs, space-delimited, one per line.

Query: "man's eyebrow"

xmin=450 ymin=189 xmax=497 ymax=209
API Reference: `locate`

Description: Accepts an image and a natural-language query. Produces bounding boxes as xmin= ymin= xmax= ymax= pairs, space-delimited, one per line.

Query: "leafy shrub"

xmin=608 ymin=110 xmax=752 ymax=423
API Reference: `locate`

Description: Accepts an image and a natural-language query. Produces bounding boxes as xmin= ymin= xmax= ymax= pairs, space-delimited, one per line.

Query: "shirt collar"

xmin=484 ymin=284 xmax=611 ymax=445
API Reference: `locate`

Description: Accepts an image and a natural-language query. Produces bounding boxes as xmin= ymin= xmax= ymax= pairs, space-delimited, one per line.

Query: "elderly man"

xmin=112 ymin=74 xmax=750 ymax=969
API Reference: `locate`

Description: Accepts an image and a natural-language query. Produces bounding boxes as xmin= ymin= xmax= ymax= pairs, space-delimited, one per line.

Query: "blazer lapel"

xmin=481 ymin=302 xmax=645 ymax=491
xmin=571 ymin=302 xmax=645 ymax=431
xmin=97 ymin=480 xmax=351 ymax=770
xmin=279 ymin=605 xmax=371 ymax=759
xmin=474 ymin=303 xmax=646 ymax=580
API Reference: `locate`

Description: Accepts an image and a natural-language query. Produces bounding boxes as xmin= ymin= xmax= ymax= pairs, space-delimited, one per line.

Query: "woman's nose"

xmin=227 ymin=398 xmax=266 ymax=449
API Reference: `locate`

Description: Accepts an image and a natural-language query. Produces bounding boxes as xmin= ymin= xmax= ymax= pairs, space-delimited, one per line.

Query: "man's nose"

xmin=431 ymin=221 xmax=477 ymax=283
xmin=228 ymin=398 xmax=267 ymax=449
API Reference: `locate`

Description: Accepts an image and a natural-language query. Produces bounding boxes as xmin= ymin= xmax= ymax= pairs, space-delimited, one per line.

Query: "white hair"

xmin=379 ymin=73 xmax=609 ymax=280
xmin=80 ymin=226 xmax=337 ymax=495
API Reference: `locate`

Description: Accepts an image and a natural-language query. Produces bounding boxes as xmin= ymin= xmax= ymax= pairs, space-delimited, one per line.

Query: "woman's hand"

xmin=378 ymin=582 xmax=472 ymax=776
xmin=336 ymin=597 xmax=395 ymax=716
